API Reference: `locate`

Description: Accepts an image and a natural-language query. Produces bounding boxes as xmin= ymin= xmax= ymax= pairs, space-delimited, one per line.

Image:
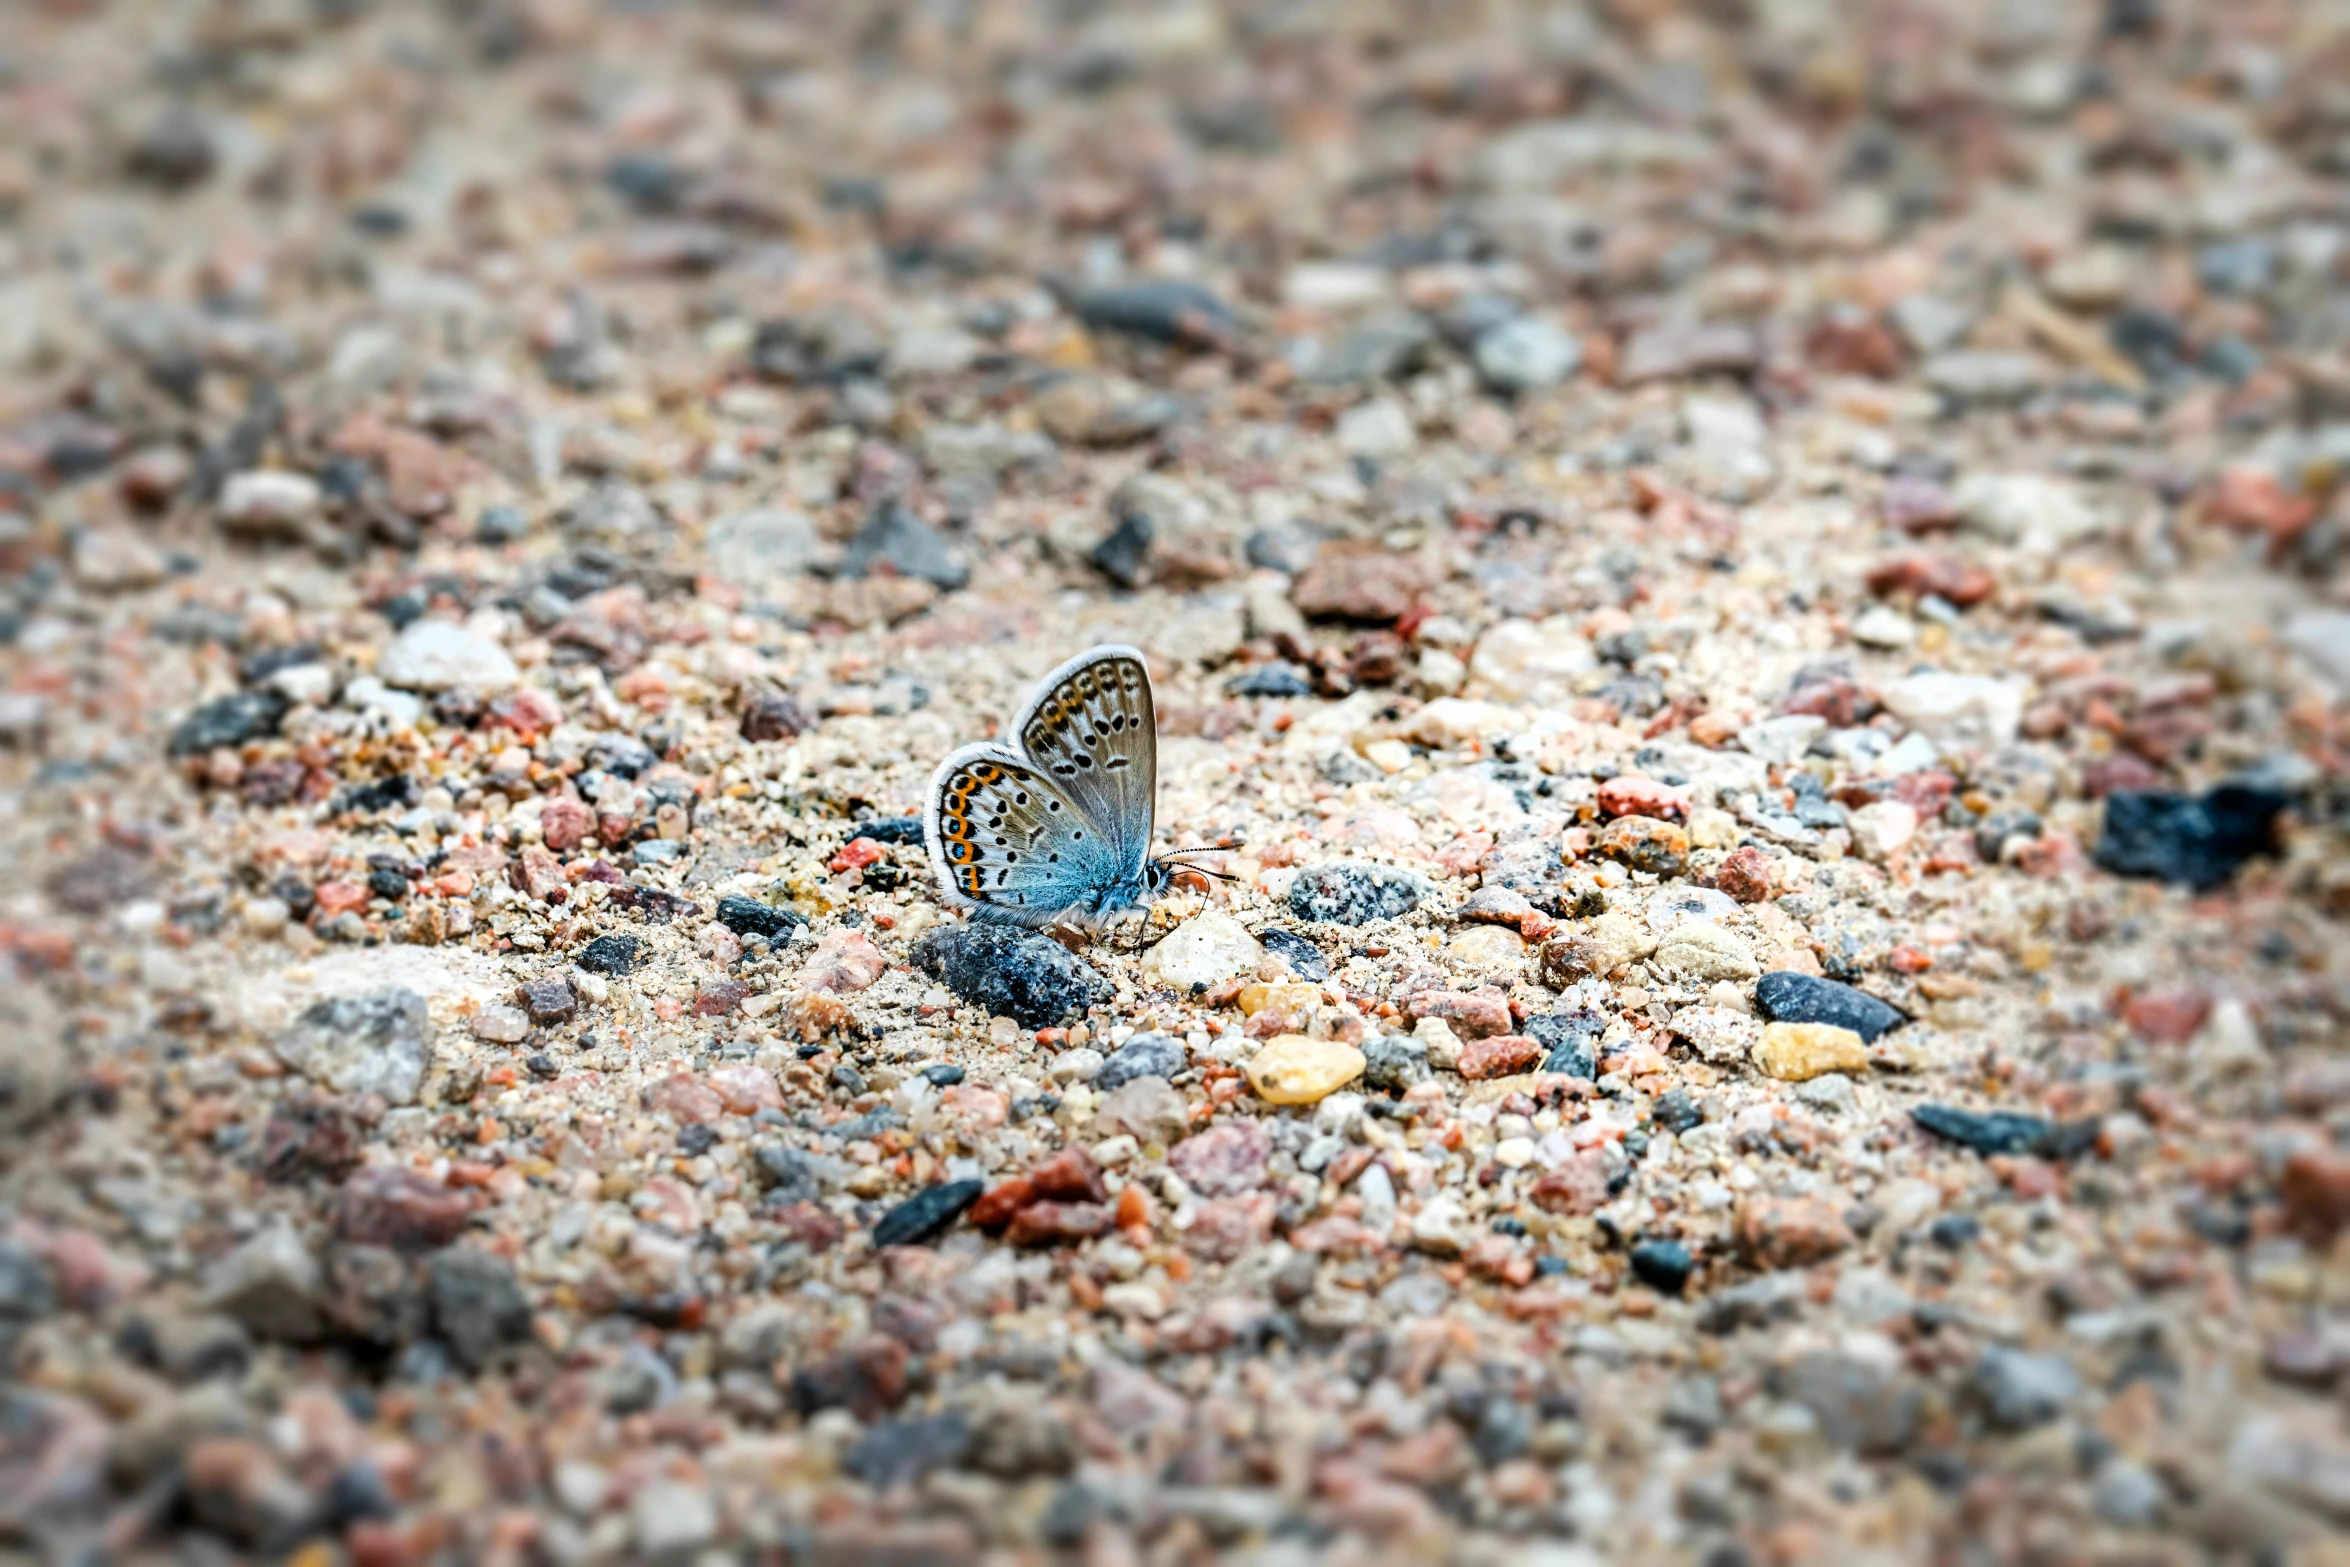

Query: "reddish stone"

xmin=693 ymin=980 xmax=749 ymax=1017
xmin=1457 ymin=1035 xmax=1542 ymax=1081
xmin=2204 ymin=466 xmax=2318 ymax=545
xmin=1029 ymin=1146 xmax=1109 ymax=1203
xmin=801 ymin=929 xmax=886 ymax=994
xmin=540 ymin=799 xmax=591 ymax=852
xmin=509 ymin=846 xmax=565 ymax=901
xmin=829 ymin=838 xmax=886 ymax=873
xmin=1866 ymin=553 xmax=1996 ymax=607
xmin=1181 ymin=1193 xmax=1276 ymax=1262
xmin=1290 ymin=542 xmax=1431 ymax=623
xmin=1597 ymin=776 xmax=1688 ymax=820
xmin=1889 ymin=770 xmax=1958 ymax=817
xmin=2085 ymin=752 xmax=2168 ymax=796
xmin=770 ymin=1202 xmax=844 ymax=1251
xmin=1528 ymin=1152 xmax=1613 ymax=1216
xmin=648 ymin=1073 xmax=725 ymax=1124
xmin=337 ymin=1167 xmax=470 ymax=1251
xmin=968 ymin=1177 xmax=1035 ymax=1230
xmin=2122 ymin=989 xmax=2211 ymax=1045
xmin=1713 ymin=845 xmax=1774 ymax=903
xmin=1880 ymin=476 xmax=1957 ymax=532
xmin=1803 ymin=312 xmax=1903 ymax=378
xmin=1733 ymin=1196 xmax=1853 ymax=1269
xmin=313 ymin=879 xmax=369 ymax=915
xmin=741 ymin=690 xmax=814 ymax=742
xmin=1169 ymin=1119 xmax=1272 ymax=1196
xmin=1779 ymin=675 xmax=1868 ymax=726
xmin=1402 ymin=990 xmax=1513 ymax=1039
xmin=708 ymin=1063 xmax=783 ymax=1115
xmin=2282 ymin=1150 xmax=2350 ymax=1240
xmin=1005 ymin=1200 xmax=1112 ymax=1247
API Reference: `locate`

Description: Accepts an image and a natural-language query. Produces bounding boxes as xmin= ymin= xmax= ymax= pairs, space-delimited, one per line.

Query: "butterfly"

xmin=924 ymin=645 xmax=1227 ymax=930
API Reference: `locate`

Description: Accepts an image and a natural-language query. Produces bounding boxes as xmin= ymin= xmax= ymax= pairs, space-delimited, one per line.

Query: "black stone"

xmin=575 ymin=934 xmax=643 ymax=975
xmin=715 ymin=895 xmax=808 ymax=943
xmin=168 ymin=688 xmax=291 ymax=756
xmin=1928 ymin=1214 xmax=1981 ymax=1250
xmin=1286 ymin=861 xmax=1428 ymax=925
xmin=1910 ymin=1103 xmax=2052 ymax=1156
xmin=1361 ymin=1035 xmax=1430 ymax=1093
xmin=1650 ymin=1089 xmax=1704 ymax=1135
xmin=1258 ymin=928 xmax=1330 ymax=981
xmin=920 ymin=1063 xmax=965 ymax=1087
xmin=1226 ymin=663 xmax=1315 ymax=698
xmin=677 ymin=1123 xmax=717 ymax=1156
xmin=2094 ymin=785 xmax=2291 ymax=890
xmin=584 ymin=734 xmax=657 ymax=778
xmin=426 ymin=1248 xmax=532 ymax=1370
xmin=842 ymin=1412 xmax=972 ymax=1488
xmin=367 ymin=869 xmax=409 ymax=901
xmin=1754 ymin=971 xmax=1907 ymax=1043
xmin=1094 ymin=1032 xmax=1184 ymax=1092
xmin=475 ymin=504 xmax=528 ymax=544
xmin=1089 ymin=509 xmax=1153 ymax=589
xmin=1629 ymin=1239 xmax=1694 ymax=1295
xmin=1071 ymin=280 xmax=1239 ymax=348
xmin=871 ymin=1180 xmax=984 ymax=1248
xmin=1526 ymin=1011 xmax=1603 ymax=1080
xmin=841 ymin=500 xmax=969 ymax=591
xmin=911 ymin=923 xmax=1113 ymax=1029
xmin=852 ymin=816 xmax=925 ymax=846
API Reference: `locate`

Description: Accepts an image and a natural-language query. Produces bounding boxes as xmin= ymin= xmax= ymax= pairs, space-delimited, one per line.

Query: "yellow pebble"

xmin=1750 ymin=1022 xmax=1869 ymax=1081
xmin=1245 ymin=1034 xmax=1364 ymax=1105
xmin=1237 ymin=982 xmax=1322 ymax=1017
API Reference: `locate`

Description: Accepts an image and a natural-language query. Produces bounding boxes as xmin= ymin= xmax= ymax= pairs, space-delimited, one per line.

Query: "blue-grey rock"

xmin=912 ymin=923 xmax=1112 ymax=1028
xmin=842 ymin=501 xmax=969 ymax=591
xmin=871 ymin=1180 xmax=983 ymax=1248
xmin=1910 ymin=1104 xmax=2052 ymax=1156
xmin=427 ymin=1248 xmax=531 ymax=1370
xmin=1072 ymin=280 xmax=1239 ymax=348
xmin=1526 ymin=1011 xmax=1603 ymax=1080
xmin=169 ymin=688 xmax=290 ymax=756
xmin=2094 ymin=785 xmax=2290 ymax=890
xmin=1629 ymin=1239 xmax=1693 ymax=1295
xmin=1361 ymin=1034 xmax=1429 ymax=1093
xmin=1754 ymin=972 xmax=1907 ymax=1042
xmin=1095 ymin=1032 xmax=1185 ymax=1092
xmin=843 ymin=1412 xmax=972 ymax=1488
xmin=1258 ymin=928 xmax=1330 ymax=981
xmin=1226 ymin=663 xmax=1314 ymax=698
xmin=714 ymin=896 xmax=806 ymax=943
xmin=1287 ymin=862 xmax=1430 ymax=925
xmin=1972 ymin=1346 xmax=2080 ymax=1430
xmin=575 ymin=934 xmax=642 ymax=975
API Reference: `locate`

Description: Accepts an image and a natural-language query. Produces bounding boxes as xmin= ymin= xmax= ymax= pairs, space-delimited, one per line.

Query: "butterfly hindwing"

xmin=1013 ymin=645 xmax=1156 ymax=874
xmin=923 ymin=743 xmax=1127 ymax=924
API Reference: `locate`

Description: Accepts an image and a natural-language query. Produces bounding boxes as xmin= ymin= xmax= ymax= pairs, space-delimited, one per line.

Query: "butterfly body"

xmin=925 ymin=645 xmax=1178 ymax=929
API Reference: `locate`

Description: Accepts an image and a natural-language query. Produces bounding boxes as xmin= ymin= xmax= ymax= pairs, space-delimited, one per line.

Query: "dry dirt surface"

xmin=7 ymin=1 xmax=2350 ymax=1563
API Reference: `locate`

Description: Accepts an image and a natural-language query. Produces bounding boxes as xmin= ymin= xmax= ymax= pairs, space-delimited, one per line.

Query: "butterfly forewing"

xmin=924 ymin=744 xmax=1125 ymax=923
xmin=1013 ymin=646 xmax=1156 ymax=875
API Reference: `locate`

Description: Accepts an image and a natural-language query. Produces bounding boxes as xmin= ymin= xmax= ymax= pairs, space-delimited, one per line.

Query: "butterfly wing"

xmin=924 ymin=743 xmax=1130 ymax=925
xmin=1012 ymin=645 xmax=1156 ymax=879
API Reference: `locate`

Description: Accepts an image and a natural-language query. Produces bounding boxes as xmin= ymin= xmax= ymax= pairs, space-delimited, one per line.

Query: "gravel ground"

xmin=6 ymin=1 xmax=2350 ymax=1563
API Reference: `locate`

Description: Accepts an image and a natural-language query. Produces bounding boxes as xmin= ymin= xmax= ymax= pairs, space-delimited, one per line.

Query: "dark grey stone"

xmin=841 ymin=501 xmax=969 ymax=591
xmin=169 ymin=688 xmax=291 ymax=756
xmin=911 ymin=922 xmax=1112 ymax=1028
xmin=1754 ymin=972 xmax=1907 ymax=1043
xmin=426 ymin=1248 xmax=532 ymax=1371
xmin=1095 ymin=1032 xmax=1185 ymax=1092
xmin=2094 ymin=785 xmax=2290 ymax=890
xmin=871 ymin=1180 xmax=984 ymax=1248
xmin=1286 ymin=861 xmax=1429 ymax=925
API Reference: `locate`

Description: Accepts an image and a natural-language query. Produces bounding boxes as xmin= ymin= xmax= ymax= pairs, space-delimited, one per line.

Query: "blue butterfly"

xmin=924 ymin=645 xmax=1226 ymax=929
